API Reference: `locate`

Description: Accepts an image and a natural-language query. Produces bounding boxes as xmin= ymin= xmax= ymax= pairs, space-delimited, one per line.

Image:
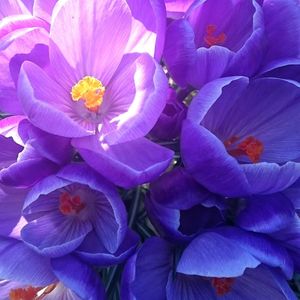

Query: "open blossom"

xmin=181 ymin=76 xmax=300 ymax=196
xmin=163 ymin=0 xmax=264 ymax=88
xmin=122 ymin=235 xmax=296 ymax=300
xmin=17 ymin=0 xmax=173 ymax=187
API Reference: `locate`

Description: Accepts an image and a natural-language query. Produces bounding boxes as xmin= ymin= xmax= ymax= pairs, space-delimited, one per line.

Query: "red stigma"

xmin=211 ymin=277 xmax=234 ymax=296
xmin=9 ymin=286 xmax=41 ymax=300
xmin=59 ymin=192 xmax=85 ymax=215
xmin=204 ymin=24 xmax=227 ymax=47
xmin=225 ymin=135 xmax=264 ymax=163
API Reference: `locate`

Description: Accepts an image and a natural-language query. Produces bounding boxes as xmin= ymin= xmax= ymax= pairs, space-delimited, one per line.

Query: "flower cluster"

xmin=0 ymin=0 xmax=300 ymax=299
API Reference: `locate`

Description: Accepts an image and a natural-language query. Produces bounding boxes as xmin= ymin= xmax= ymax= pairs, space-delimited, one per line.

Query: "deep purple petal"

xmin=75 ymin=229 xmax=139 ymax=266
xmin=181 ymin=120 xmax=250 ymax=197
xmin=236 ymin=193 xmax=295 ymax=233
xmin=177 ymin=231 xmax=260 ymax=277
xmin=51 ymin=255 xmax=105 ymax=300
xmin=73 ymin=136 xmax=173 ymax=188
xmin=0 ymin=237 xmax=56 ymax=285
xmin=163 ymin=19 xmax=196 ymax=87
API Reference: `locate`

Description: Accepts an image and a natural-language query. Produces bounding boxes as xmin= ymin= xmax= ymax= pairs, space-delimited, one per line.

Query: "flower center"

xmin=9 ymin=286 xmax=41 ymax=300
xmin=224 ymin=135 xmax=264 ymax=163
xmin=204 ymin=24 xmax=227 ymax=47
xmin=59 ymin=192 xmax=85 ymax=215
xmin=71 ymin=76 xmax=105 ymax=112
xmin=10 ymin=284 xmax=57 ymax=300
xmin=211 ymin=277 xmax=234 ymax=296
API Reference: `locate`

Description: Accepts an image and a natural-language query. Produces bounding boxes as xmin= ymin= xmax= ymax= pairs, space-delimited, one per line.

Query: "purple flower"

xmin=163 ymin=0 xmax=264 ymax=88
xmin=181 ymin=76 xmax=300 ymax=196
xmin=122 ymin=234 xmax=296 ymax=299
xmin=20 ymin=163 xmax=133 ymax=258
xmin=0 ymin=237 xmax=105 ymax=299
xmin=164 ymin=0 xmax=194 ymax=19
xmin=0 ymin=116 xmax=72 ymax=187
xmin=18 ymin=0 xmax=173 ymax=187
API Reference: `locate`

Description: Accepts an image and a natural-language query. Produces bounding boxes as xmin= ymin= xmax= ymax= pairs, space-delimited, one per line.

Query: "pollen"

xmin=211 ymin=277 xmax=234 ymax=296
xmin=204 ymin=24 xmax=227 ymax=47
xmin=59 ymin=192 xmax=85 ymax=215
xmin=225 ymin=135 xmax=264 ymax=163
xmin=9 ymin=286 xmax=41 ymax=300
xmin=71 ymin=76 xmax=105 ymax=112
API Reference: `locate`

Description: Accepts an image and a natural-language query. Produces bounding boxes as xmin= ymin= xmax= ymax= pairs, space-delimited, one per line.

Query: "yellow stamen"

xmin=71 ymin=76 xmax=105 ymax=112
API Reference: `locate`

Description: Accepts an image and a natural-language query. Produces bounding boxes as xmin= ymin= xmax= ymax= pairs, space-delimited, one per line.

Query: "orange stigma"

xmin=211 ymin=278 xmax=234 ymax=296
xmin=59 ymin=192 xmax=85 ymax=215
xmin=71 ymin=76 xmax=105 ymax=112
xmin=204 ymin=24 xmax=227 ymax=47
xmin=9 ymin=286 xmax=41 ymax=300
xmin=225 ymin=135 xmax=264 ymax=163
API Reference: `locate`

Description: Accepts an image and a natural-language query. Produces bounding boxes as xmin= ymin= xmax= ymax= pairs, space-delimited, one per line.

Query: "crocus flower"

xmin=0 ymin=116 xmax=72 ymax=187
xmin=18 ymin=0 xmax=173 ymax=187
xmin=21 ymin=163 xmax=129 ymax=257
xmin=163 ymin=0 xmax=264 ymax=88
xmin=181 ymin=76 xmax=300 ymax=196
xmin=122 ymin=234 xmax=296 ymax=299
xmin=0 ymin=237 xmax=105 ymax=299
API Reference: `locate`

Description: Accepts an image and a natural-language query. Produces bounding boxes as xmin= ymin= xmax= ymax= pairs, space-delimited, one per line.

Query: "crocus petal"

xmin=75 ymin=229 xmax=139 ymax=266
xmin=262 ymin=0 xmax=300 ymax=64
xmin=51 ymin=255 xmax=105 ymax=300
xmin=101 ymin=53 xmax=168 ymax=145
xmin=0 ymin=27 xmax=48 ymax=114
xmin=163 ymin=19 xmax=196 ymax=87
xmin=181 ymin=120 xmax=250 ymax=197
xmin=18 ymin=61 xmax=90 ymax=137
xmin=130 ymin=237 xmax=173 ymax=300
xmin=73 ymin=136 xmax=173 ymax=188
xmin=0 ymin=237 xmax=56 ymax=286
xmin=50 ymin=0 xmax=132 ymax=88
xmin=214 ymin=227 xmax=294 ymax=278
xmin=0 ymin=0 xmax=29 ymax=18
xmin=0 ymin=184 xmax=27 ymax=239
xmin=187 ymin=46 xmax=233 ymax=88
xmin=33 ymin=0 xmax=57 ymax=23
xmin=126 ymin=0 xmax=166 ymax=59
xmin=21 ymin=210 xmax=93 ymax=257
xmin=242 ymin=162 xmax=300 ymax=195
xmin=177 ymin=232 xmax=260 ymax=277
xmin=236 ymin=193 xmax=295 ymax=233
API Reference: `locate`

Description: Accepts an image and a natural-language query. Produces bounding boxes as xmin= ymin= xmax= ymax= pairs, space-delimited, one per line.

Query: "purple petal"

xmin=236 ymin=193 xmax=295 ymax=233
xmin=33 ymin=0 xmax=57 ymax=23
xmin=177 ymin=231 xmax=260 ymax=277
xmin=181 ymin=120 xmax=250 ymax=196
xmin=163 ymin=19 xmax=196 ymax=87
xmin=76 ymin=229 xmax=139 ymax=266
xmin=101 ymin=53 xmax=168 ymax=145
xmin=0 ymin=237 xmax=56 ymax=285
xmin=73 ymin=136 xmax=173 ymax=188
xmin=242 ymin=162 xmax=300 ymax=195
xmin=49 ymin=0 xmax=132 ymax=88
xmin=21 ymin=210 xmax=93 ymax=257
xmin=126 ymin=0 xmax=166 ymax=59
xmin=51 ymin=255 xmax=105 ymax=300
xmin=18 ymin=61 xmax=90 ymax=137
